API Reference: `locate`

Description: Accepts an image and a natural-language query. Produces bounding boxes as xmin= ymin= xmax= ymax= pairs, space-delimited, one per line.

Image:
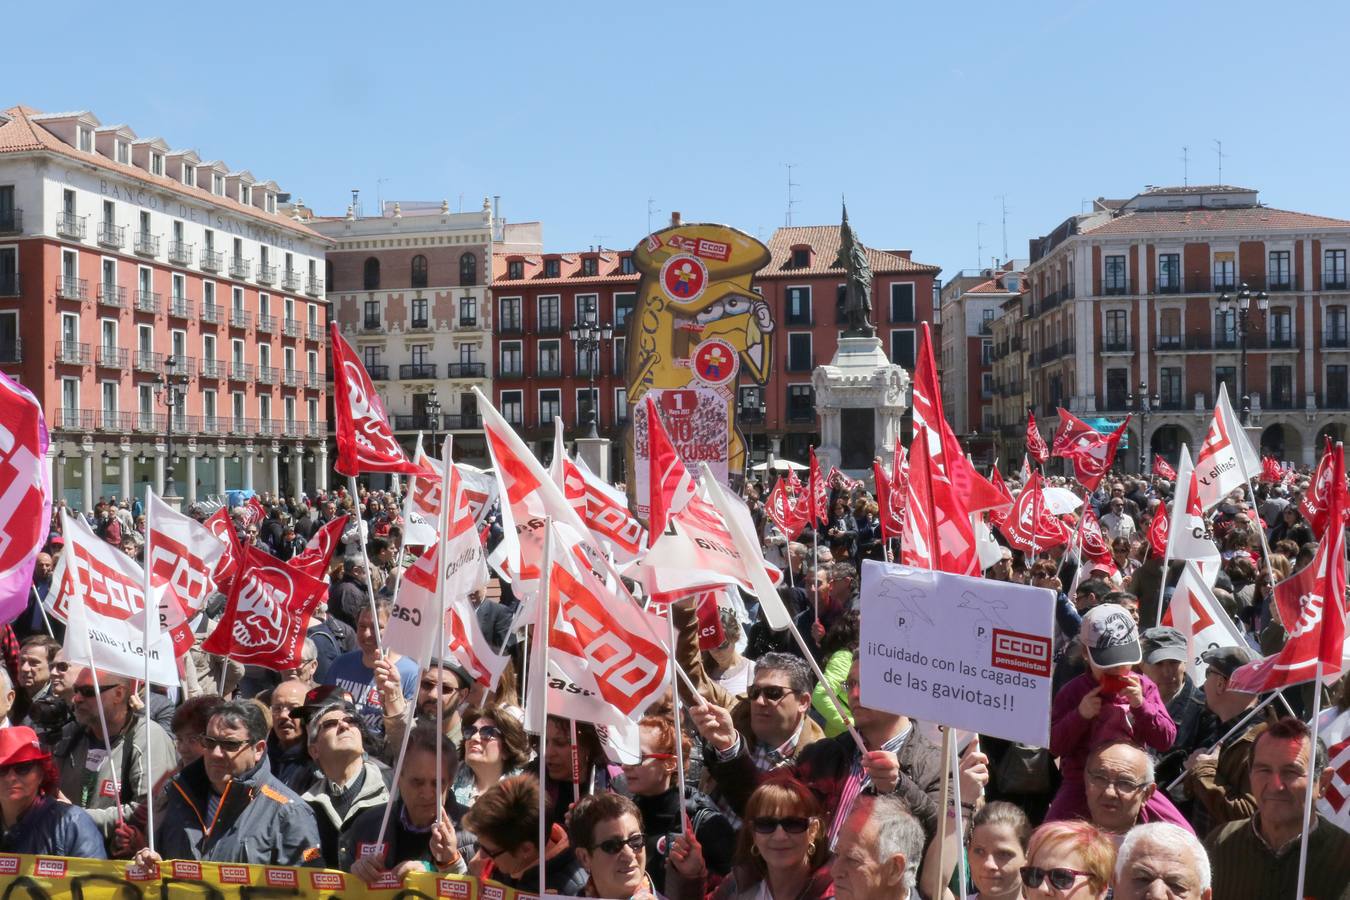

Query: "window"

xmin=1158 ymin=308 xmax=1182 ymax=347
xmin=1215 ymin=367 xmax=1237 ymax=403
xmin=1160 ymin=367 xmax=1182 ymax=408
xmin=787 ymin=334 xmax=813 ymax=372
xmin=614 ymin=293 xmax=635 ymax=331
xmin=539 ymin=389 xmax=561 ymax=426
xmin=499 ymin=297 xmax=522 ymax=332
xmin=576 ymin=387 xmax=599 ymax=426
xmin=835 ymin=284 xmax=849 ymax=324
xmin=116 ymin=141 xmax=130 ymax=164
xmin=786 ymin=287 xmax=812 ymax=325
xmin=615 ymin=388 xmax=629 ymax=423
xmin=981 ymin=373 xmax=993 ymax=398
xmin=575 ymin=340 xmax=598 ymax=377
xmin=620 ymin=255 xmax=636 ymax=275
xmin=259 ymin=395 xmax=271 ymax=424
xmin=78 ymin=128 xmax=93 ymax=152
xmin=538 ymin=339 xmax=561 ymax=376
xmin=363 ymin=300 xmax=380 ymax=329
xmin=500 ymin=391 xmax=524 ymax=426
xmin=1104 ymin=255 xmax=1128 ymax=294
xmin=283 ymin=397 xmax=296 ymax=430
xmin=580 ymin=257 xmax=598 ymax=277
xmin=538 ymin=296 xmax=561 ymax=332
xmin=543 ymin=259 xmax=561 ymax=278
xmin=204 ymin=229 xmax=214 ymax=253
xmin=459 ymin=252 xmax=477 ymax=286
xmin=410 ymin=344 xmax=430 ymax=366
xmin=1327 ymin=306 xmax=1348 ymax=346
xmin=507 ymin=260 xmax=524 ymax=280
xmin=232 ymin=286 xmax=245 ymax=314
xmin=981 ymin=339 xmax=993 ymax=365
xmin=172 ymin=273 xmax=185 ymax=302
xmin=307 ymin=350 xmax=317 ymax=375
xmin=283 ymin=346 xmax=296 ymax=374
xmin=231 ymin=339 xmax=245 ymax=365
xmin=411 ymin=255 xmax=428 ymax=288
xmin=890 ymin=284 xmax=915 ymax=322
xmin=1270 ymin=366 xmax=1294 ymax=408
xmin=500 ymin=341 xmax=523 ymax=376
xmin=308 ymin=398 xmax=318 ymax=426
xmin=150 ymin=153 xmax=164 ymax=176
xmin=204 ymin=334 xmax=216 ymax=362
xmin=361 ymin=345 xmax=380 ymax=369
xmin=575 ymin=294 xmax=599 ymax=324
xmin=1270 ymin=308 xmax=1293 ymax=346
xmin=411 ymin=297 xmax=428 ymax=328
xmin=1328 ymin=365 xmax=1349 ymax=407
xmin=259 ymin=293 xmax=271 ymax=318
xmin=459 ymin=295 xmax=478 ymax=326
xmin=182 ymin=164 xmax=195 ymax=186
xmin=1157 ymin=253 xmax=1180 ymax=292
xmin=203 ymin=390 xmax=216 ymax=421
xmin=613 ymin=337 xmax=626 ymax=377
xmin=1325 ymin=250 xmax=1347 ymax=289
xmin=791 ymin=248 xmax=810 ymax=268
xmin=363 ymin=257 xmax=380 ymax=290
xmin=1105 ymin=369 xmax=1129 ymax=409
xmin=240 ymin=184 xmax=251 ymax=206
xmin=981 ymin=308 xmax=996 ymax=333
xmin=889 ymin=329 xmax=916 ymax=368
xmin=1269 ymin=251 xmax=1292 ymax=289
xmin=212 ymin=173 xmax=224 ymax=195
xmin=787 ymin=384 xmax=815 ymax=422
xmin=259 ymin=344 xmax=271 ymax=369
xmin=1215 ymin=309 xmax=1237 ymax=347
xmin=61 ymin=379 xmax=79 ymax=422
xmin=134 ymin=324 xmax=151 ymax=354
xmin=1104 ymin=310 xmax=1128 ymax=350
xmin=1213 ymin=253 xmax=1236 ymax=290
xmin=171 ymin=330 xmax=187 ymax=361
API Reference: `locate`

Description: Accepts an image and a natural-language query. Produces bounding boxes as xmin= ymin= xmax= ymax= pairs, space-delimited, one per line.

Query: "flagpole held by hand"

xmin=1164 ymin=689 xmax=1281 ymax=792
xmin=348 ymin=474 xmax=386 ymax=656
xmin=141 ymin=484 xmax=155 ymax=853
xmin=1293 ymin=659 xmax=1323 ymax=900
xmin=536 ymin=518 xmax=553 ymax=900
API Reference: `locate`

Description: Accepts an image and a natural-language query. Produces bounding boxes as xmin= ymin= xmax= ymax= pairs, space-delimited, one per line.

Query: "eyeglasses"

xmin=201 ymin=736 xmax=253 ymax=754
xmin=463 ymin=724 xmax=502 ymax=742
xmin=752 ymin=816 xmax=811 ymax=835
xmin=51 ymin=663 xmax=69 ymax=673
xmin=748 ymin=685 xmax=793 ymax=703
xmin=317 ymin=715 xmax=360 ymax=734
xmin=1019 ymin=867 xmax=1092 ymax=891
xmin=478 ymin=842 xmax=513 ymax=860
xmin=593 ymin=833 xmax=645 ymax=855
xmin=72 ymin=684 xmax=118 ymax=699
xmin=0 ymin=761 xmax=41 ymax=778
xmin=1085 ymin=771 xmax=1148 ymax=796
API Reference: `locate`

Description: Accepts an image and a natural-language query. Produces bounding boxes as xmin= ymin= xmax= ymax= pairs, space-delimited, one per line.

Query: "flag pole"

xmin=347 ymin=474 xmax=386 ymax=655
xmin=951 ymin=734 xmax=968 ymax=900
xmin=536 ymin=519 xmax=553 ymax=900
xmin=1164 ymin=689 xmax=1283 ymax=791
xmin=666 ymin=613 xmax=690 ymax=830
xmin=33 ymin=585 xmax=55 ymax=639
xmin=569 ymin=719 xmax=582 ymax=803
xmin=86 ymin=665 xmax=127 ymax=829
xmin=1293 ymin=659 xmax=1323 ymax=900
xmin=934 ymin=727 xmax=952 ymax=900
xmin=141 ymin=484 xmax=155 ymax=854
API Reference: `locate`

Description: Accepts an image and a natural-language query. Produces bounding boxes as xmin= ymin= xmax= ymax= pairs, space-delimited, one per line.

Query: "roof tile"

xmin=762 ymin=225 xmax=939 ymax=277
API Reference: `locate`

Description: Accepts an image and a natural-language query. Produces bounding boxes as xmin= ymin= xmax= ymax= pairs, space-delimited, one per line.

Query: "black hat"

xmin=1202 ymin=645 xmax=1253 ymax=679
xmin=1140 ymin=626 xmax=1188 ymax=664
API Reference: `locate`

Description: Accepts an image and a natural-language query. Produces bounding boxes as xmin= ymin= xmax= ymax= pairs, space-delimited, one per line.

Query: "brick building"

xmin=0 ymin=105 xmax=331 ymax=509
xmin=1014 ymin=184 xmax=1350 ymax=468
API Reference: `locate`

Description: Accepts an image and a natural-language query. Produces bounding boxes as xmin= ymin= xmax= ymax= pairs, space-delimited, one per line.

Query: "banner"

xmin=632 ymin=386 xmax=729 ymax=521
xmin=0 ymin=370 xmax=49 ymax=626
xmin=858 ymin=561 xmax=1055 ymax=746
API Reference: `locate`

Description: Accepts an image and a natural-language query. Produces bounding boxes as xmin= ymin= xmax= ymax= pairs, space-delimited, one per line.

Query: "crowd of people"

xmin=0 ymin=465 xmax=1346 ymax=900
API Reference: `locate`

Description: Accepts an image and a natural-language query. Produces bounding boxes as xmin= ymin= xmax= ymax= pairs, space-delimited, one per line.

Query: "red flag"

xmin=786 ymin=466 xmax=803 ymax=497
xmin=1064 ymin=417 xmax=1130 ymax=492
xmin=237 ymin=496 xmax=266 ymax=529
xmin=828 ymin=467 xmax=862 ymax=493
xmin=1076 ymin=507 xmax=1119 ymax=577
xmin=767 ymin=477 xmax=808 ymax=539
xmin=1152 ymin=454 xmax=1177 ymax=481
xmin=0 ymin=371 xmax=49 ymax=625
xmin=202 ymin=545 xmax=327 ymax=670
xmin=1051 ymin=408 xmax=1102 ymax=457
xmin=203 ymin=508 xmax=243 ymax=596
xmin=1229 ymin=443 xmax=1347 ymax=693
xmin=1147 ymin=505 xmax=1170 ymax=558
xmin=890 ymin=440 xmax=908 ymax=524
xmin=807 ymin=447 xmax=829 ymax=526
xmin=695 ymin=591 xmax=725 ymax=650
xmin=1302 ymin=437 xmax=1350 ymax=538
xmin=1260 ymin=455 xmax=1283 ymax=484
xmin=874 ymin=461 xmax=902 ymax=541
xmin=288 ymin=515 xmax=348 ymax=581
xmin=988 ymin=467 xmax=1015 ymax=528
xmin=330 ymin=323 xmax=421 ymax=477
xmin=1026 ymin=412 xmax=1049 ymax=464
xmin=900 ymin=433 xmax=936 ymax=569
xmin=999 ymin=472 xmax=1071 ymax=554
xmin=646 ymin=397 xmax=695 ymax=543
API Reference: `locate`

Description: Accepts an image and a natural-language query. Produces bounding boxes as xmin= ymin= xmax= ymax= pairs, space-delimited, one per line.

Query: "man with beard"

xmin=375 ymin=657 xmax=470 ymax=759
xmin=268 ymin=679 xmax=315 ymax=788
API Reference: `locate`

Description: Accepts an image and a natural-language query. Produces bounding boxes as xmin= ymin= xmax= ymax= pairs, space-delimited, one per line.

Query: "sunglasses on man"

xmin=72 ymin=684 xmax=118 ymax=699
xmin=748 ymin=685 xmax=794 ymax=703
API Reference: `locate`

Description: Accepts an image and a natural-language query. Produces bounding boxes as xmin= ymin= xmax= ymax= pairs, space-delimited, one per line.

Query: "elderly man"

xmin=1085 ymin=741 xmax=1192 ymax=838
xmin=54 ymin=669 xmax=177 ymax=849
xmin=321 ymin=596 xmax=418 ymax=736
xmin=298 ymin=697 xmax=391 ymax=868
xmin=138 ymin=700 xmax=322 ymax=866
xmin=1113 ymin=822 xmax=1212 ymax=900
xmin=1205 ymin=717 xmax=1350 ymax=899
xmin=1100 ymin=497 xmax=1137 ymax=541
xmin=268 ymin=679 xmax=314 ymax=788
xmin=830 ymin=793 xmax=926 ymax=900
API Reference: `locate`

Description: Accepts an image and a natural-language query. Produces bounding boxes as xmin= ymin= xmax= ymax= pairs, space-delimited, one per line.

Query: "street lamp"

xmin=1128 ymin=381 xmax=1159 ymax=474
xmin=425 ymin=388 xmax=441 ymax=459
xmin=152 ymin=356 xmax=192 ymax=498
xmin=567 ymin=316 xmax=613 ymax=439
xmin=1217 ymin=283 xmax=1269 ymax=424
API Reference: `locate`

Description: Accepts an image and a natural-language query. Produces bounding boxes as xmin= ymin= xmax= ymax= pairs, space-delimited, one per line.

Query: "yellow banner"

xmin=0 ymin=854 xmax=553 ymax=900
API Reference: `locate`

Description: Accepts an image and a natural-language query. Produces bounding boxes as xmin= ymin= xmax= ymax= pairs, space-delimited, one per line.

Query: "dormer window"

xmin=620 ymin=255 xmax=635 ymax=275
xmin=507 ymin=260 xmax=525 ymax=280
xmin=151 ymin=153 xmax=164 ymax=176
xmin=182 ymin=164 xmax=195 ymax=186
xmin=115 ymin=141 xmax=130 ymax=164
xmin=580 ymin=257 xmax=598 ymax=277
xmin=212 ymin=173 xmax=225 ymax=195
xmin=265 ymin=193 xmax=277 ymax=214
xmin=240 ymin=185 xmax=251 ymax=205
xmin=544 ymin=259 xmax=561 ymax=278
xmin=791 ymin=246 xmax=811 ymax=268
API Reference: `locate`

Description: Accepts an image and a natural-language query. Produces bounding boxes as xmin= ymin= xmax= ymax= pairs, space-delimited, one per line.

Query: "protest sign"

xmin=858 ymin=560 xmax=1055 ymax=747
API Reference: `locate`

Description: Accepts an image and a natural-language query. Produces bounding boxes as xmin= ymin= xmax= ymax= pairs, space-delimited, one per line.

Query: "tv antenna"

xmin=999 ymin=195 xmax=1010 ymax=263
xmin=1213 ymin=139 xmax=1226 ymax=185
xmin=784 ymin=163 xmax=799 ymax=226
xmin=1181 ymin=146 xmax=1189 ymax=187
xmin=376 ymin=177 xmax=389 ymax=215
xmin=977 ymin=221 xmax=985 ymax=270
xmin=350 ymin=188 xmax=361 ymax=218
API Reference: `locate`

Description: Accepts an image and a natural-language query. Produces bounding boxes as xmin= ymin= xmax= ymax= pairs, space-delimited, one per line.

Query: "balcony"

xmin=98 ymin=411 xmax=133 ymax=432
xmin=394 ymin=414 xmax=439 ymax=431
xmin=135 ymin=412 xmax=165 ymax=433
xmin=54 ymin=341 xmax=90 ymax=365
xmin=96 ymin=345 xmax=128 ymax=368
xmin=458 ymin=316 xmax=479 ymax=328
xmin=1268 ymin=333 xmax=1299 ymax=350
xmin=257 ymin=264 xmax=277 ymax=285
xmin=1211 ymin=275 xmax=1238 ymax=292
xmin=361 ymin=317 xmax=381 ymax=332
xmin=410 ymin=317 xmax=429 ymax=330
xmin=1263 ymin=274 xmax=1296 ymax=292
xmin=229 ymin=362 xmax=254 ymax=381
xmin=306 ymin=420 xmax=324 ymax=437
xmin=0 ymin=272 xmax=18 ymax=297
xmin=230 ymin=309 xmax=252 ymax=329
xmin=134 ymin=289 xmax=160 ymax=314
xmin=55 ymin=213 xmax=86 ymax=240
xmin=499 ymin=320 xmax=523 ymax=335
xmin=200 ymin=358 xmax=225 ymax=379
xmin=134 ymin=232 xmax=160 ymax=257
xmin=787 ymin=406 xmax=816 ymax=424
xmin=366 ymin=364 xmax=388 ymax=380
xmin=740 ymin=408 xmax=765 ymax=425
xmin=56 ymin=276 xmax=88 ymax=302
xmin=230 ymin=417 xmax=255 ymax=436
xmin=539 ymin=321 xmax=562 ymax=335
xmin=537 ymin=365 xmax=563 ymax=378
xmin=498 ymin=367 xmax=525 ymax=380
xmin=229 ymin=257 xmax=251 ymax=280
xmin=202 ymin=302 xmax=222 ymax=325
xmin=1156 ymin=334 xmax=1183 ymax=350
xmin=0 ymin=339 xmax=22 ymax=363
xmin=55 ymin=408 xmax=94 ymax=431
xmin=200 ymin=249 xmax=224 ymax=272
xmin=1324 ymin=331 xmax=1350 ymax=349
xmin=282 ymin=368 xmax=300 ymax=387
xmin=1101 ymin=336 xmax=1132 ymax=353
xmin=134 ymin=350 xmax=163 ymax=373
xmin=282 ymin=270 xmax=303 ymax=291
xmin=445 ymin=413 xmax=482 ymax=430
xmin=399 ymin=363 xmax=437 ymax=379
xmin=1101 ymin=280 xmax=1131 ymax=297
xmin=305 ymin=371 xmax=321 ymax=389
xmin=306 ymin=323 xmax=322 ymax=342
xmin=1152 ymin=277 xmax=1182 ymax=295
xmin=257 ymin=366 xmax=277 ymax=385
xmin=169 ymin=297 xmax=193 ymax=319
xmin=257 ymin=420 xmax=279 ymax=437
xmin=0 ymin=208 xmax=21 ymax=234
xmin=201 ymin=416 xmax=228 ymax=436
xmin=446 ymin=362 xmax=486 ymax=378
xmin=1319 ymin=392 xmax=1350 ymax=410
xmin=256 ymin=315 xmax=276 ymax=334
xmin=168 ymin=241 xmax=194 ymax=266
xmin=785 ymin=354 xmax=816 ymax=373
xmin=281 ymin=318 xmax=300 ymax=338
xmin=306 ymin=276 xmax=324 ymax=295
xmin=96 ymin=221 xmax=125 ymax=249
xmin=1324 ymin=276 xmax=1349 ymax=291
xmin=97 ymin=283 xmax=127 ymax=307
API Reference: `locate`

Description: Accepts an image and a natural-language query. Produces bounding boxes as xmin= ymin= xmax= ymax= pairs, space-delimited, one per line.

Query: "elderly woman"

xmin=451 ymin=703 xmax=530 ymax=808
xmin=570 ymin=792 xmax=705 ymax=900
xmin=0 ymin=726 xmax=105 ymax=858
xmin=712 ymin=776 xmax=832 ymax=900
xmin=1020 ymin=821 xmax=1114 ymax=900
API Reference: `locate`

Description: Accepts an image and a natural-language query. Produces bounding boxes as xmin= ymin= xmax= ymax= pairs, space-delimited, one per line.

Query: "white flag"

xmin=146 ymin=491 xmax=223 ymax=658
xmin=1193 ymin=384 xmax=1260 ymax=512
xmin=549 ymin=419 xmax=647 ymax=566
xmin=1164 ymin=445 xmax=1221 ymax=587
xmin=1317 ymin=707 xmax=1350 ymax=834
xmin=700 ymin=465 xmax=793 ymax=631
xmin=1020 ymin=454 xmax=1032 ymax=484
xmin=400 ymin=435 xmax=440 ymax=548
xmin=1163 ymin=561 xmax=1247 ymax=682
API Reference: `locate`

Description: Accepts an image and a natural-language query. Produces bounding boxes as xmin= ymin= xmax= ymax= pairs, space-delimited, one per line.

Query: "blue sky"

xmin=9 ymin=0 xmax=1346 ymax=279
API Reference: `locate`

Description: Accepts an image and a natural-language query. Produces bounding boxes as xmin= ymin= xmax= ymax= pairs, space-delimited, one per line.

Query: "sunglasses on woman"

xmin=1019 ymin=866 xmax=1092 ymax=891
xmin=593 ymin=833 xmax=645 ymax=855
xmin=0 ymin=761 xmax=41 ymax=778
xmin=463 ymin=724 xmax=502 ymax=742
xmin=751 ymin=816 xmax=810 ymax=835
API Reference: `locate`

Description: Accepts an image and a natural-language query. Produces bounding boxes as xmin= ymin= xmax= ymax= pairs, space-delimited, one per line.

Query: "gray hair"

xmin=301 ymin=637 xmax=318 ymax=665
xmin=0 ymin=666 xmax=11 ymax=697
xmin=1115 ymin=822 xmax=1211 ymax=892
xmin=753 ymin=652 xmax=812 ymax=696
xmin=1089 ymin=740 xmax=1155 ymax=785
xmin=860 ymin=794 xmax=924 ymax=895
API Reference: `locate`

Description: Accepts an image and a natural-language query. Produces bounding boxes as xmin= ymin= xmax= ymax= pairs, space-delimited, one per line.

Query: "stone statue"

xmin=834 ymin=202 xmax=874 ymax=337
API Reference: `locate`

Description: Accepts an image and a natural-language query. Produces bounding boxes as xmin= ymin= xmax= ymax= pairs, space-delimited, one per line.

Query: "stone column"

xmin=153 ymin=443 xmax=166 ymax=496
xmin=119 ymin=442 xmax=133 ymax=502
xmin=269 ymin=443 xmax=281 ymax=496
xmin=292 ymin=442 xmax=305 ymax=499
xmin=243 ymin=443 xmax=256 ymax=491
xmin=216 ymin=443 xmax=228 ymax=497
xmin=186 ymin=442 xmax=199 ymax=504
xmin=317 ymin=443 xmax=329 ymax=492
xmin=80 ymin=440 xmax=94 ymax=514
xmin=53 ymin=445 xmax=65 ymax=504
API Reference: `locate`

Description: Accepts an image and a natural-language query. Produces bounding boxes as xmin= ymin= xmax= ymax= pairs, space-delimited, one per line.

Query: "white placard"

xmin=859 ymin=560 xmax=1055 ymax=747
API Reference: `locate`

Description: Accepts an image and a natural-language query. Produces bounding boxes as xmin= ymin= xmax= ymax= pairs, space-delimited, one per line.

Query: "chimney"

xmin=670 ymin=211 xmax=681 ymax=227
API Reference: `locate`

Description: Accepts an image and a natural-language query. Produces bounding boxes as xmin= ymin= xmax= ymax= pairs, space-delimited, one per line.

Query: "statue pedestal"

xmin=573 ymin=436 xmax=611 ymax=483
xmin=812 ymin=336 xmax=910 ymax=477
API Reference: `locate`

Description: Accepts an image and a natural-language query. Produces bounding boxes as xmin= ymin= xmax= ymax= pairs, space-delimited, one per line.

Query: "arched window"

xmin=459 ymin=252 xmax=477 ymax=287
xmin=363 ymin=257 xmax=380 ymax=290
xmin=411 ymin=254 xmax=428 ymax=289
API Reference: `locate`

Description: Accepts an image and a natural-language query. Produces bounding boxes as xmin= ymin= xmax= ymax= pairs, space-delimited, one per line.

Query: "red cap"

xmin=0 ymin=726 xmax=50 ymax=767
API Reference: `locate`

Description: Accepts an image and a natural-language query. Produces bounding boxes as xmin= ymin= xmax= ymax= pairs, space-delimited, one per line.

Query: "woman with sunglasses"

xmin=452 ymin=704 xmax=530 ymax=808
xmin=0 ymin=726 xmax=105 ymax=858
xmin=1019 ymin=821 xmax=1114 ymax=900
xmin=712 ymin=776 xmax=831 ymax=900
xmin=570 ymin=792 xmax=707 ymax=900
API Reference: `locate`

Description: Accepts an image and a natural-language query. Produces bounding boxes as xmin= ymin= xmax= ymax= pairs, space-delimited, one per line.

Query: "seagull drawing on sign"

xmin=877 ymin=583 xmax=934 ymax=626
xmin=958 ymin=590 xmax=1011 ymax=628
